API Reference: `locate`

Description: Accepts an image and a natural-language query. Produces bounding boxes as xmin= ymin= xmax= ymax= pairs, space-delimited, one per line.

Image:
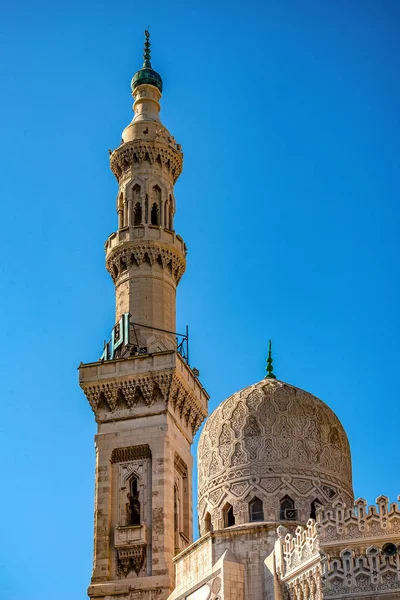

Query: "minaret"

xmin=79 ymin=32 xmax=209 ymax=600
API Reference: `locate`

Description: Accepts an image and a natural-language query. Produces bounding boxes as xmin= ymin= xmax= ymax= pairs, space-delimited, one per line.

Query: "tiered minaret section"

xmin=107 ymin=31 xmax=185 ymax=352
xmin=79 ymin=32 xmax=208 ymax=600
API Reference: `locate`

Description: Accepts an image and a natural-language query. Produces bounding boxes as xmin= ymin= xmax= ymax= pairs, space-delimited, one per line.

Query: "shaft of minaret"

xmin=106 ymin=31 xmax=185 ymax=353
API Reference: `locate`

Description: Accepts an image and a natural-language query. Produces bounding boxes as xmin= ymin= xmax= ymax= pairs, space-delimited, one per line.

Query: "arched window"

xmin=133 ymin=202 xmax=142 ymax=225
xmin=126 ymin=477 xmax=140 ymax=526
xmin=310 ymin=498 xmax=323 ymax=520
xmin=223 ymin=503 xmax=235 ymax=528
xmin=118 ymin=193 xmax=124 ymax=229
xmin=164 ymin=200 xmax=169 ymax=229
xmin=280 ymin=495 xmax=295 ymax=520
xmin=151 ymin=202 xmax=159 ymax=225
xmin=204 ymin=512 xmax=212 ymax=533
xmin=169 ymin=194 xmax=174 ymax=229
xmin=132 ymin=184 xmax=141 ymax=226
xmin=249 ymin=497 xmax=264 ymax=522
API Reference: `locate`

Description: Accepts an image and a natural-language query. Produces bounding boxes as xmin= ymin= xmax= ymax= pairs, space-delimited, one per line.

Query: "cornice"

xmin=106 ymin=240 xmax=186 ymax=284
xmin=80 ymin=366 xmax=208 ymax=436
xmin=110 ymin=140 xmax=183 ymax=183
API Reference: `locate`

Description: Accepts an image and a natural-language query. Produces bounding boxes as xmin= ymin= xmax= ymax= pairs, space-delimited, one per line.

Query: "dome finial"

xmin=131 ymin=29 xmax=163 ymax=93
xmin=265 ymin=339 xmax=276 ymax=379
xmin=143 ymin=29 xmax=152 ymax=68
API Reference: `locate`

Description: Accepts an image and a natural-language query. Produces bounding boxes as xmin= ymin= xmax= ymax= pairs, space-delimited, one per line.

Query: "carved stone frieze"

xmin=106 ymin=241 xmax=186 ymax=284
xmin=111 ymin=445 xmax=151 ymax=463
xmin=81 ymin=367 xmax=207 ymax=435
xmin=110 ymin=140 xmax=183 ymax=183
xmin=116 ymin=544 xmax=146 ymax=576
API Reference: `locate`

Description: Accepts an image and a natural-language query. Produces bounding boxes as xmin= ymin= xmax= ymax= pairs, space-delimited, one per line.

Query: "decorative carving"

xmin=211 ymin=576 xmax=221 ymax=594
xmin=82 ymin=369 xmax=207 ymax=435
xmin=198 ymin=379 xmax=353 ymax=526
xmin=112 ymin=445 xmax=151 ymax=463
xmin=317 ymin=496 xmax=400 ymax=542
xmin=110 ymin=140 xmax=182 ymax=183
xmin=106 ymin=241 xmax=186 ymax=284
xmin=117 ymin=545 xmax=146 ymax=576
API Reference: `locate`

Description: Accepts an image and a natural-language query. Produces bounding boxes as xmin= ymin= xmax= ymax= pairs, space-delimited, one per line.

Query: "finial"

xmin=265 ymin=340 xmax=276 ymax=379
xmin=143 ymin=29 xmax=152 ymax=68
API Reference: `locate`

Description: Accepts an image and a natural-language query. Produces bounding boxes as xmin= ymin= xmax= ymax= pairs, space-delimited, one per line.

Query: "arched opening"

xmin=118 ymin=193 xmax=124 ymax=229
xmin=164 ymin=200 xmax=169 ymax=229
xmin=223 ymin=503 xmax=235 ymax=528
xmin=204 ymin=511 xmax=212 ymax=533
xmin=280 ymin=495 xmax=295 ymax=520
xmin=126 ymin=477 xmax=140 ymax=526
xmin=169 ymin=194 xmax=174 ymax=229
xmin=151 ymin=203 xmax=159 ymax=226
xmin=249 ymin=497 xmax=264 ymax=522
xmin=174 ymin=482 xmax=181 ymax=552
xmin=310 ymin=498 xmax=323 ymax=520
xmin=133 ymin=202 xmax=142 ymax=225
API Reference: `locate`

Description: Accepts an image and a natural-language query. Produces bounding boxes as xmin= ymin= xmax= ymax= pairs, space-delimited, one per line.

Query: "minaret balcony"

xmin=114 ymin=524 xmax=147 ymax=577
xmin=105 ymin=224 xmax=186 ymax=256
xmin=114 ymin=523 xmax=147 ymax=549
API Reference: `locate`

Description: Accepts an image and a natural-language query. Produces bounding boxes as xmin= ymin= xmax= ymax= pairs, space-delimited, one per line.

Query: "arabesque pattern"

xmin=198 ymin=379 xmax=353 ymax=533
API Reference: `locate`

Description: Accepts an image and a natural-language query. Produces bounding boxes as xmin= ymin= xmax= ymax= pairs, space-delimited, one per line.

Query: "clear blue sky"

xmin=0 ymin=1 xmax=399 ymax=598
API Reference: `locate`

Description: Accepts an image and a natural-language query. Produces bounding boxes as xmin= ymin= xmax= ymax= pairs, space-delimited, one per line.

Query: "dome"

xmin=131 ymin=67 xmax=163 ymax=93
xmin=197 ymin=378 xmax=353 ymax=534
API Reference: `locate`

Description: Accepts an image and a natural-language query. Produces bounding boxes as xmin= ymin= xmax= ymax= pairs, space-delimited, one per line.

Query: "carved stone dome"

xmin=197 ymin=378 xmax=353 ymax=535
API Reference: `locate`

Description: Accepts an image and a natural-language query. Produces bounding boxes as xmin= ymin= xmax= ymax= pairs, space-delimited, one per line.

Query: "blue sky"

xmin=0 ymin=1 xmax=399 ymax=598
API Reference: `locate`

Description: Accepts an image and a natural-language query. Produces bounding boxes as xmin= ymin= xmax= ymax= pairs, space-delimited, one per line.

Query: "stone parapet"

xmin=321 ymin=547 xmax=400 ymax=598
xmin=276 ymin=497 xmax=400 ymax=600
xmin=316 ymin=496 xmax=400 ymax=547
xmin=105 ymin=225 xmax=186 ymax=256
xmin=115 ymin=523 xmax=147 ymax=548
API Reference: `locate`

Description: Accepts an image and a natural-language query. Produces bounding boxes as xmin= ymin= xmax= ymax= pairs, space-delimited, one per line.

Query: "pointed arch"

xmin=280 ymin=495 xmax=295 ymax=520
xmin=168 ymin=194 xmax=174 ymax=229
xmin=223 ymin=502 xmax=235 ymax=528
xmin=126 ymin=475 xmax=141 ymax=526
xmin=118 ymin=193 xmax=124 ymax=229
xmin=134 ymin=202 xmax=142 ymax=225
xmin=249 ymin=496 xmax=264 ymax=522
xmin=204 ymin=511 xmax=212 ymax=533
xmin=310 ymin=498 xmax=323 ymax=520
xmin=151 ymin=203 xmax=160 ymax=226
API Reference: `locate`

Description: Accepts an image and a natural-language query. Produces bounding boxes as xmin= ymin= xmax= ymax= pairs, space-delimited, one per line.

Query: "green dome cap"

xmin=131 ymin=30 xmax=163 ymax=93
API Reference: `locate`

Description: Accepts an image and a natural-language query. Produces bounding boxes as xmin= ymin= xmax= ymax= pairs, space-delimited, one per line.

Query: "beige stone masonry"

xmin=79 ymin=351 xmax=208 ymax=437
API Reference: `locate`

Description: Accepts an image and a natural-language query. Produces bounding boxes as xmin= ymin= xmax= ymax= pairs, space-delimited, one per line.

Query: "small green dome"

xmin=131 ymin=30 xmax=163 ymax=94
xmin=131 ymin=67 xmax=163 ymax=93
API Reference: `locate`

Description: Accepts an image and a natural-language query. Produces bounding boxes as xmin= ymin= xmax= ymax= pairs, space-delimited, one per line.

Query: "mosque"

xmin=79 ymin=32 xmax=400 ymax=600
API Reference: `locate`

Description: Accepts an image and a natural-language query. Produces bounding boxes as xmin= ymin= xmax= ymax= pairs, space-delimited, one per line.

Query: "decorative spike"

xmin=265 ymin=339 xmax=276 ymax=379
xmin=143 ymin=29 xmax=152 ymax=68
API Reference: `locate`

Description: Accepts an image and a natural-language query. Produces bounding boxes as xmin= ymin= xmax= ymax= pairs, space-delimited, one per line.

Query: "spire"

xmin=143 ymin=29 xmax=152 ymax=68
xmin=131 ymin=29 xmax=163 ymax=94
xmin=265 ymin=340 xmax=276 ymax=379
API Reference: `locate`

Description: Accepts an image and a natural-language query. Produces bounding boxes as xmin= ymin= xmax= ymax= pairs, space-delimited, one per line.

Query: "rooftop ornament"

xmin=131 ymin=29 xmax=163 ymax=93
xmin=265 ymin=339 xmax=276 ymax=379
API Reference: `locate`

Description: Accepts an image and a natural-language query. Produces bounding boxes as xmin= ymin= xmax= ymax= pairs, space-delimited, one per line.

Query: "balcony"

xmin=114 ymin=523 xmax=147 ymax=548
